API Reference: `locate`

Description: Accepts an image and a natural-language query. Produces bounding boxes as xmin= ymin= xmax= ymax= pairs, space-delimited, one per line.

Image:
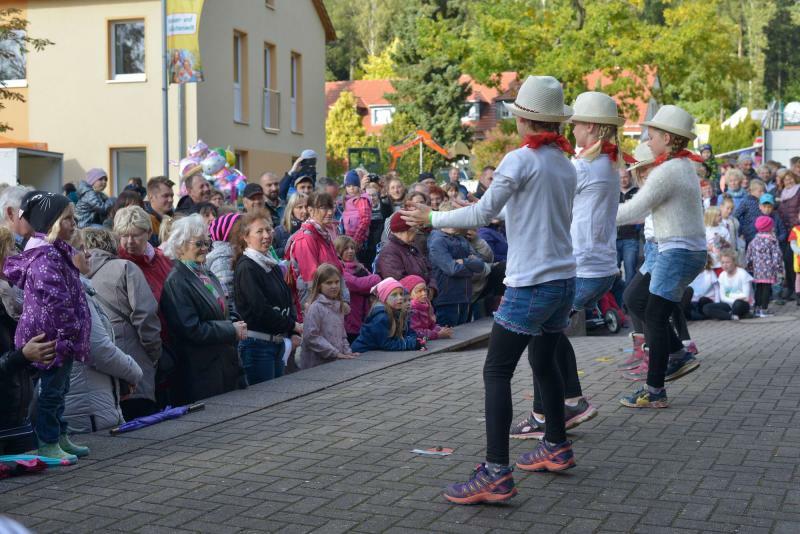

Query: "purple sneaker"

xmin=443 ymin=463 xmax=518 ymax=505
xmin=516 ymin=440 xmax=576 ymax=472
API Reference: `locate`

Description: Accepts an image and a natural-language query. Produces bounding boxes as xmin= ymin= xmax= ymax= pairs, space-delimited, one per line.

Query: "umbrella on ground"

xmin=109 ymin=403 xmax=205 ymax=435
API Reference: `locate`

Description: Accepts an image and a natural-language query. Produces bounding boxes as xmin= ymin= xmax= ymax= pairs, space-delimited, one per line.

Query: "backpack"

xmin=342 ymin=194 xmax=367 ymax=238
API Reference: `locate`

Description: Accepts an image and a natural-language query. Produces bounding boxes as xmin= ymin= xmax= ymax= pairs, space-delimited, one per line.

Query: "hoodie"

xmin=75 ymin=180 xmax=111 ymax=228
xmin=4 ymin=237 xmax=91 ymax=369
xmin=350 ymin=303 xmax=418 ymax=353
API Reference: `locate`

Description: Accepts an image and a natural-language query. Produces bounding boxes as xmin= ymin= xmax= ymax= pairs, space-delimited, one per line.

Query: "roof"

xmin=584 ymin=68 xmax=659 ymax=134
xmin=458 ymin=72 xmax=518 ymax=103
xmin=325 ymin=79 xmax=397 ymax=133
xmin=312 ymin=0 xmax=337 ymax=43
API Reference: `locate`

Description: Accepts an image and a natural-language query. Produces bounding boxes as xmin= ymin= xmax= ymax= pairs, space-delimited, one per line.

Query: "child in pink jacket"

xmin=400 ymin=275 xmax=454 ymax=341
xmin=335 ymin=236 xmax=381 ymax=342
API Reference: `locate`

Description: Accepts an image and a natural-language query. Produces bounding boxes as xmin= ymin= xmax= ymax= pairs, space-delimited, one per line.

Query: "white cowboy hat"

xmin=642 ymin=105 xmax=697 ymax=140
xmin=504 ymin=75 xmax=573 ymax=123
xmin=628 ymin=143 xmax=655 ymax=172
xmin=569 ymin=91 xmax=625 ymax=126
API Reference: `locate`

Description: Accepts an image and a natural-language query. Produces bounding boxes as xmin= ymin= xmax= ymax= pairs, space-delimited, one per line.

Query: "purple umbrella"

xmin=109 ymin=403 xmax=205 ymax=435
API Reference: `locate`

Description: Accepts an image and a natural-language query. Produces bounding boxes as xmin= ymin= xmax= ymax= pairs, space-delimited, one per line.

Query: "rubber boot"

xmin=59 ymin=434 xmax=90 ymax=458
xmin=37 ymin=442 xmax=78 ymax=464
xmin=618 ymin=333 xmax=645 ymax=370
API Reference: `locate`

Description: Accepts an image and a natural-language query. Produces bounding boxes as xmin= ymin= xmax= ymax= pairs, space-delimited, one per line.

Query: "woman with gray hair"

xmin=83 ymin=228 xmax=162 ymax=420
xmin=160 ymin=214 xmax=247 ymax=403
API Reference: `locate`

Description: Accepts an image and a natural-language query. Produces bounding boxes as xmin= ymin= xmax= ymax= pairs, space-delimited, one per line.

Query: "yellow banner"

xmin=167 ymin=0 xmax=204 ymax=84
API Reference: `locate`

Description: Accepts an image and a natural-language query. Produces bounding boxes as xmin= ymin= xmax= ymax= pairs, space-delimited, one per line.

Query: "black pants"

xmin=672 ymin=288 xmax=692 ymax=341
xmin=624 ymin=272 xmax=683 ymax=389
xmin=702 ymin=300 xmax=750 ymax=320
xmin=782 ymin=243 xmax=795 ymax=296
xmin=754 ymin=283 xmax=771 ymax=309
xmin=532 ymin=333 xmax=583 ymax=413
xmin=484 ymin=324 xmax=564 ymax=465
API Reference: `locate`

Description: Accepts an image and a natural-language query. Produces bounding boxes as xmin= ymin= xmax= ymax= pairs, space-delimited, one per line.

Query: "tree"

xmin=0 ymin=8 xmax=52 ymax=133
xmin=471 ymin=125 xmax=518 ymax=174
xmin=360 ymin=39 xmax=398 ymax=80
xmin=708 ymin=117 xmax=761 ymax=154
xmin=325 ymin=91 xmax=368 ymax=177
xmin=764 ymin=0 xmax=800 ymax=102
xmin=388 ymin=0 xmax=472 ymax=147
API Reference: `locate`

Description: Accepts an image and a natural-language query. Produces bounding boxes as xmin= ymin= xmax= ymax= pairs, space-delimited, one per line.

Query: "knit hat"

xmin=759 ymin=193 xmax=775 ymax=205
xmin=755 ymin=215 xmax=774 ymax=233
xmin=86 ymin=168 xmax=108 ymax=186
xmin=371 ymin=277 xmax=404 ymax=303
xmin=700 ymin=144 xmax=712 ymax=153
xmin=242 ymin=183 xmax=264 ymax=199
xmin=400 ymin=275 xmax=426 ymax=294
xmin=344 ymin=170 xmax=360 ymax=188
xmin=389 ymin=212 xmax=411 ymax=233
xmin=21 ymin=192 xmax=71 ymax=234
xmin=209 ymin=212 xmax=240 ymax=242
xmin=418 ymin=172 xmax=435 ymax=183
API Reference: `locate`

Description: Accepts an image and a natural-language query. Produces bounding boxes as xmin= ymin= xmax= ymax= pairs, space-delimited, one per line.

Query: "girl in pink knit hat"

xmin=746 ymin=215 xmax=785 ymax=317
xmin=400 ymin=275 xmax=453 ymax=341
xmin=350 ymin=277 xmax=420 ymax=353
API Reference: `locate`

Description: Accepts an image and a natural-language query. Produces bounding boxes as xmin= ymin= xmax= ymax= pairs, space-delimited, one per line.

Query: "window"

xmin=111 ymin=148 xmax=146 ymax=194
xmin=234 ymin=150 xmax=248 ymax=177
xmin=233 ymin=31 xmax=246 ymax=122
xmin=290 ymin=52 xmax=302 ymax=132
xmin=110 ymin=20 xmax=145 ymax=81
xmin=0 ymin=30 xmax=27 ymax=87
xmin=263 ymin=43 xmax=279 ymax=130
xmin=496 ymin=101 xmax=513 ymax=120
xmin=370 ymin=106 xmax=395 ymax=126
xmin=462 ymin=101 xmax=480 ymax=122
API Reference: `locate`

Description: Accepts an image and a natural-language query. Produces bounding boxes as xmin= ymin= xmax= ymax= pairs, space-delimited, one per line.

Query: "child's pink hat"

xmin=371 ymin=277 xmax=404 ymax=303
xmin=399 ymin=275 xmax=426 ymax=294
xmin=755 ymin=215 xmax=773 ymax=233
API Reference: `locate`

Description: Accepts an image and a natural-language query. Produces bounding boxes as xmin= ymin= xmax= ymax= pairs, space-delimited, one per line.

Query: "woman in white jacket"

xmin=64 ymin=241 xmax=142 ymax=433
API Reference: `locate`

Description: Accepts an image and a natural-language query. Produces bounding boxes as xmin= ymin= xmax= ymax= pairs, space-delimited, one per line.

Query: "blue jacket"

xmin=427 ymin=230 xmax=485 ymax=306
xmin=737 ymin=195 xmax=787 ymax=243
xmin=351 ymin=303 xmax=418 ymax=353
xmin=478 ymin=225 xmax=508 ymax=262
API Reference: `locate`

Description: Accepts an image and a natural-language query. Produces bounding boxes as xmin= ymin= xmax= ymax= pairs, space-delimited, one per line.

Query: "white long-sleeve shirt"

xmin=689 ymin=270 xmax=720 ymax=302
xmin=718 ymin=268 xmax=753 ymax=305
xmin=431 ymin=145 xmax=577 ymax=288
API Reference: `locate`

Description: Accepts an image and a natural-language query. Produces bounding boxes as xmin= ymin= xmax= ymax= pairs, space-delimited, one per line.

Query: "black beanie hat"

xmin=21 ymin=192 xmax=71 ymax=234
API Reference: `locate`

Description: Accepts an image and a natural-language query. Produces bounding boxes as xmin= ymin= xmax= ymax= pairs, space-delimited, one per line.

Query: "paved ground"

xmin=1 ymin=309 xmax=799 ymax=533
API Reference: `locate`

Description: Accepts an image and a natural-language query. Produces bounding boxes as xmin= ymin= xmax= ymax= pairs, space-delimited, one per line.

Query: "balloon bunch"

xmin=176 ymin=140 xmax=247 ymax=201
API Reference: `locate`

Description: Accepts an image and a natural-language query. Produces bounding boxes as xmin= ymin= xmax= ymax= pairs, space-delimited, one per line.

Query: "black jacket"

xmin=160 ymin=261 xmax=240 ymax=404
xmin=234 ymin=256 xmax=296 ymax=335
xmin=0 ymin=304 xmax=34 ymax=433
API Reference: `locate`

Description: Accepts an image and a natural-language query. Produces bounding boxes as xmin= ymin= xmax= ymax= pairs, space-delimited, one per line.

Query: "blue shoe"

xmin=443 ymin=463 xmax=517 ymax=505
xmin=516 ymin=440 xmax=576 ymax=472
xmin=664 ymin=351 xmax=700 ymax=382
xmin=620 ymin=386 xmax=669 ymax=408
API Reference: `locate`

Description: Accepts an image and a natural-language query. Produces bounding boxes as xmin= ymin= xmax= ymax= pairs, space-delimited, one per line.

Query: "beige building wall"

xmin=196 ymin=0 xmax=327 ymax=179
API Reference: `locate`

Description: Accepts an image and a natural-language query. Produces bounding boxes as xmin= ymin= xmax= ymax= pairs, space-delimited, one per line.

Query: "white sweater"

xmin=616 ymin=158 xmax=705 ymax=244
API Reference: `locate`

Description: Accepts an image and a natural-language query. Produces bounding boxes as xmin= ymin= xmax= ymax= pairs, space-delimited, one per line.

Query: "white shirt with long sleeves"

xmin=689 ymin=270 xmax=720 ymax=302
xmin=570 ymin=155 xmax=620 ymax=278
xmin=718 ymin=268 xmax=753 ymax=305
xmin=431 ymin=145 xmax=577 ymax=288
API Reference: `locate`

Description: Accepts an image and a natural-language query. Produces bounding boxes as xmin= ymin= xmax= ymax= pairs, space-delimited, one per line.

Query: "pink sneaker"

xmin=617 ymin=334 xmax=646 ymax=370
xmin=622 ymin=358 xmax=649 ymax=381
xmin=683 ymin=340 xmax=699 ymax=356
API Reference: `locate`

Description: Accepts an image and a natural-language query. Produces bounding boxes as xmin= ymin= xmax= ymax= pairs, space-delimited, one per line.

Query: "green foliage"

xmin=360 ymin=40 xmax=398 ymax=80
xmin=471 ymin=126 xmax=518 ymax=173
xmin=325 ymin=91 xmax=368 ymax=176
xmin=388 ymin=0 xmax=472 ymax=148
xmin=0 ymin=8 xmax=52 ymax=133
xmin=708 ymin=118 xmax=762 ymax=155
xmin=764 ymin=0 xmax=800 ymax=102
xmin=371 ymin=112 xmax=448 ymax=184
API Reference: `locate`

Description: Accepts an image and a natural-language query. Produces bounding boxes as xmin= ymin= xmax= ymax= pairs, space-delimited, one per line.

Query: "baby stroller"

xmin=585 ymin=291 xmax=626 ymax=334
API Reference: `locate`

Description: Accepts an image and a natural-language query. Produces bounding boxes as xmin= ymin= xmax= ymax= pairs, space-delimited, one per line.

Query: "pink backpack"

xmin=342 ymin=194 xmax=368 ymax=238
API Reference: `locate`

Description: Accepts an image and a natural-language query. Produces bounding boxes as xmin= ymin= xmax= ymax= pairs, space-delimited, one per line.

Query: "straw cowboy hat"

xmin=628 ymin=143 xmax=655 ymax=172
xmin=504 ymin=75 xmax=573 ymax=123
xmin=569 ymin=91 xmax=625 ymax=126
xmin=642 ymin=105 xmax=697 ymax=140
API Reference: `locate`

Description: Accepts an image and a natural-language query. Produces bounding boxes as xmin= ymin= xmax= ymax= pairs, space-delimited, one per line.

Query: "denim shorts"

xmin=494 ymin=279 xmax=576 ymax=336
xmin=649 ymin=249 xmax=707 ymax=302
xmin=639 ymin=240 xmax=658 ymax=274
xmin=573 ymin=275 xmax=617 ymax=311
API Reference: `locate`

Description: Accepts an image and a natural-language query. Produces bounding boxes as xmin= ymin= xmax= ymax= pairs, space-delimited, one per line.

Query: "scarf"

xmin=781 ymin=184 xmax=800 ymax=202
xmin=181 ymin=260 xmax=225 ymax=313
xmin=521 ymin=133 xmax=574 ymax=155
xmin=651 ymin=149 xmax=704 ymax=167
xmin=244 ymin=247 xmax=279 ymax=273
xmin=600 ymin=141 xmax=637 ymax=164
xmin=303 ymin=219 xmax=333 ymax=244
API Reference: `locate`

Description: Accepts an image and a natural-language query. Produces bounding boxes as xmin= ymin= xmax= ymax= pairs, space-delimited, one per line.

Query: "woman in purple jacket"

xmin=4 ymin=192 xmax=91 ymax=462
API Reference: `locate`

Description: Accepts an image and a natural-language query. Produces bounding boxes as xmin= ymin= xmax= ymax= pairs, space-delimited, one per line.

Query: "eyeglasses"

xmin=191 ymin=240 xmax=212 ymax=249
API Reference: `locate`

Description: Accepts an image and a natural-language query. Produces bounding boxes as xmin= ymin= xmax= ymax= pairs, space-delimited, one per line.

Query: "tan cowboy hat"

xmin=569 ymin=91 xmax=625 ymax=126
xmin=628 ymin=143 xmax=655 ymax=172
xmin=503 ymin=75 xmax=573 ymax=123
xmin=642 ymin=105 xmax=697 ymax=140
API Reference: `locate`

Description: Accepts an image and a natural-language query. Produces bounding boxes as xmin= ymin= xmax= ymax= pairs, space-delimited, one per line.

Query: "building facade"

xmin=2 ymin=0 xmax=334 ymax=193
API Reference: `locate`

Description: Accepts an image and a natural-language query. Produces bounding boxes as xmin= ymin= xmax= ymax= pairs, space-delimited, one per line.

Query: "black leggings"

xmin=532 ymin=333 xmax=583 ymax=413
xmin=754 ymin=283 xmax=771 ymax=309
xmin=701 ymin=300 xmax=750 ymax=320
xmin=624 ymin=271 xmax=689 ymax=341
xmin=624 ymin=273 xmax=683 ymax=389
xmin=484 ymin=324 xmax=564 ymax=465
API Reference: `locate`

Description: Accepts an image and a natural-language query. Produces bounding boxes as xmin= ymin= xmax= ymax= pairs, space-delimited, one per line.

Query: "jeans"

xmin=35 ymin=359 xmax=73 ymax=444
xmin=573 ymin=275 xmax=617 ymax=311
xmin=640 ymin=241 xmax=659 ymax=275
xmin=616 ymin=239 xmax=640 ymax=287
xmin=240 ymin=338 xmax=285 ymax=386
xmin=494 ymin=280 xmax=576 ymax=336
xmin=649 ymin=249 xmax=707 ymax=302
xmin=435 ymin=303 xmax=470 ymax=327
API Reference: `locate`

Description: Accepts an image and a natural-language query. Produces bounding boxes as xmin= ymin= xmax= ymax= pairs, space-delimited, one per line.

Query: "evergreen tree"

xmin=764 ymin=0 xmax=800 ymax=102
xmin=388 ymin=0 xmax=472 ymax=146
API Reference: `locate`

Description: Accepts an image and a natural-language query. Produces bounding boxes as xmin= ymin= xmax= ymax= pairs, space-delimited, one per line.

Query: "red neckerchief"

xmin=600 ymin=141 xmax=637 ymax=164
xmin=521 ymin=133 xmax=574 ymax=155
xmin=652 ymin=149 xmax=704 ymax=167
